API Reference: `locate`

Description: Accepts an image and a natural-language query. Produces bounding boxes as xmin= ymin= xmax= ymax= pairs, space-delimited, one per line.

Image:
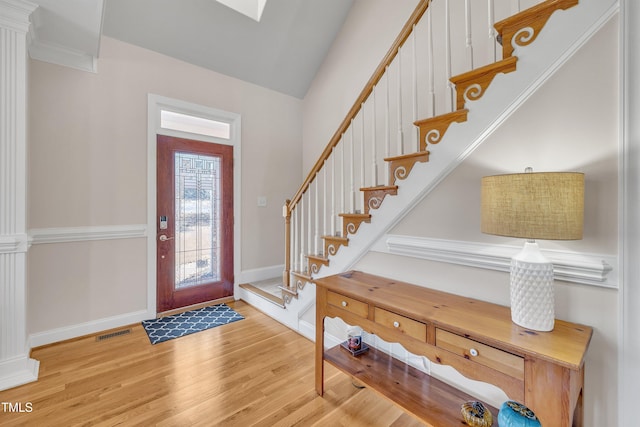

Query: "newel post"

xmin=283 ymin=199 xmax=291 ymax=287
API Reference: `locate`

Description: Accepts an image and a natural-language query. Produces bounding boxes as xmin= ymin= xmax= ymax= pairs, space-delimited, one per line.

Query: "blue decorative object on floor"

xmin=497 ymin=401 xmax=541 ymax=427
xmin=142 ymin=304 xmax=244 ymax=344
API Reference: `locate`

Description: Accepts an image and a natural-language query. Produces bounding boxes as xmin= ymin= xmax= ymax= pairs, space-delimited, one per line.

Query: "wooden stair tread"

xmin=307 ymin=254 xmax=329 ymax=262
xmin=322 ymin=235 xmax=348 ymax=242
xmin=384 ymin=150 xmax=430 ymax=162
xmin=414 ymin=109 xmax=469 ymax=150
xmin=450 ymin=57 xmax=518 ymax=110
xmin=325 ymin=345 xmax=498 ymax=427
xmin=450 ymin=56 xmax=517 ymax=85
xmin=239 ymin=283 xmax=285 ymax=308
xmin=385 ymin=151 xmax=431 ymax=185
xmin=360 ymin=185 xmax=399 ymax=192
xmin=279 ymin=285 xmax=298 ymax=296
xmin=339 ymin=213 xmax=371 ymax=219
xmin=291 ymin=270 xmax=312 ymax=281
xmin=494 ymin=0 xmax=579 ymax=58
xmin=414 ymin=109 xmax=468 ymax=128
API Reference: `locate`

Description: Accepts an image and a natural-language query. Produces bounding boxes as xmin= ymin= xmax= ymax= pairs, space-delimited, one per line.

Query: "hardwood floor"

xmin=0 ymin=301 xmax=425 ymax=426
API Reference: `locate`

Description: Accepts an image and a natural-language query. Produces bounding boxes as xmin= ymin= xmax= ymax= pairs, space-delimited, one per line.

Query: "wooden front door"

xmin=156 ymin=134 xmax=234 ymax=312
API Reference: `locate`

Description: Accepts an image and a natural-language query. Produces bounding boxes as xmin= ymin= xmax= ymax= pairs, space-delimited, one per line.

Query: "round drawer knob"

xmin=341 ymin=301 xmax=348 ymax=307
xmin=393 ymin=321 xmax=400 ymax=328
xmin=469 ymin=348 xmax=479 ymax=357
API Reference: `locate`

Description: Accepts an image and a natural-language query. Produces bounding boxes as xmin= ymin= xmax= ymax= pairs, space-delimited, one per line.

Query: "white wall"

xmin=27 ymin=36 xmax=303 ymax=338
xmin=302 ymin=0 xmax=420 ymax=172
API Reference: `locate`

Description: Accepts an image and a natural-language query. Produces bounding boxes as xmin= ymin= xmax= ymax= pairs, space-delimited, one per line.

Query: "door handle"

xmin=159 ymin=234 xmax=174 ymax=241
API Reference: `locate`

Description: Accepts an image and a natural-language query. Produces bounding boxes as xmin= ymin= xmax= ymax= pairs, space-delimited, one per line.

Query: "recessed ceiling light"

xmin=215 ymin=0 xmax=268 ymax=22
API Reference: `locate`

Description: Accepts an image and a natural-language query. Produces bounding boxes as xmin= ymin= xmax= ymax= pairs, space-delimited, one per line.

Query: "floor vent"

xmin=96 ymin=329 xmax=131 ymax=342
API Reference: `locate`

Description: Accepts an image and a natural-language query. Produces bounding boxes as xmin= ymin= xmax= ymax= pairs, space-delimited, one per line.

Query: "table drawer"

xmin=436 ymin=329 xmax=524 ymax=379
xmin=374 ymin=307 xmax=427 ymax=341
xmin=327 ymin=291 xmax=369 ymax=318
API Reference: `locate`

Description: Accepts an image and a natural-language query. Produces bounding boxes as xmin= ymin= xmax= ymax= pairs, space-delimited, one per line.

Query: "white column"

xmin=621 ymin=0 xmax=640 ymax=424
xmin=0 ymin=0 xmax=39 ymax=391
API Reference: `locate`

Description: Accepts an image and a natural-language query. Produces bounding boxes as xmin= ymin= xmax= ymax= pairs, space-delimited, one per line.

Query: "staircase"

xmin=239 ymin=0 xmax=616 ymax=332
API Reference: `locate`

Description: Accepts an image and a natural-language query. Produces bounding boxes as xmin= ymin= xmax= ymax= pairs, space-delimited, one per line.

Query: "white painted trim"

xmin=28 ymin=38 xmax=98 ymax=73
xmin=147 ymin=94 xmax=242 ymax=318
xmin=29 ymin=224 xmax=147 ymax=245
xmin=237 ymin=264 xmax=284 ymax=285
xmin=0 ymin=356 xmax=39 ymax=391
xmin=0 ymin=233 xmax=28 ymax=253
xmin=28 ymin=309 xmax=151 ymax=348
xmin=0 ymin=0 xmax=39 ymax=392
xmin=372 ymin=235 xmax=617 ymax=288
xmin=620 ymin=0 xmax=639 ymax=424
xmin=0 ymin=0 xmax=36 ymax=33
xmin=297 ymin=319 xmax=316 ymax=342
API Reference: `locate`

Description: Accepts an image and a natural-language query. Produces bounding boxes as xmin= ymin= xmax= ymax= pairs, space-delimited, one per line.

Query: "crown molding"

xmin=28 ymin=37 xmax=98 ymax=73
xmin=0 ymin=0 xmax=37 ymax=33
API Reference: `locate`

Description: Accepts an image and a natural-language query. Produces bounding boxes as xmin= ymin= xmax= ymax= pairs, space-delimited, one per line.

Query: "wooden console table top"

xmin=315 ymin=270 xmax=593 ymax=427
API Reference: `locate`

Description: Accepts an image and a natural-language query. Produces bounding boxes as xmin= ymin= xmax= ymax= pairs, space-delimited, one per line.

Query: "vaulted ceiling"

xmin=27 ymin=0 xmax=354 ymax=99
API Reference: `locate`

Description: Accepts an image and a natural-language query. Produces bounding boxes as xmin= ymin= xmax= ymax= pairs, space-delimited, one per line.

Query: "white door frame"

xmin=147 ymin=94 xmax=242 ymax=317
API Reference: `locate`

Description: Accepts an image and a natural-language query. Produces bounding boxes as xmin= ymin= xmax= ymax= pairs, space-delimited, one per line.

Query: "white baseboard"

xmin=298 ymin=319 xmax=316 ymax=342
xmin=0 ymin=355 xmax=39 ymax=391
xmin=28 ymin=309 xmax=153 ymax=348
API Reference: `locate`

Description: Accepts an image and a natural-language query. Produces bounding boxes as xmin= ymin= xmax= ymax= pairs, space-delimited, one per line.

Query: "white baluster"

xmin=300 ymin=198 xmax=305 ymax=271
xmin=445 ymin=0 xmax=455 ymax=111
xmin=428 ymin=5 xmax=435 ymax=117
xmin=488 ymin=0 xmax=497 ymax=62
xmin=360 ymin=104 xmax=365 ymax=196
xmin=307 ymin=189 xmax=312 ymax=256
xmin=465 ymin=0 xmax=474 ymax=70
xmin=350 ymin=123 xmax=356 ymax=214
xmin=314 ymin=174 xmax=319 ymax=255
xmin=331 ymin=148 xmax=336 ymax=236
xmin=323 ymin=160 xmax=327 ymax=238
xmin=384 ymin=66 xmax=391 ymax=186
xmin=340 ymin=134 xmax=345 ymax=222
xmin=397 ymin=50 xmax=404 ymax=155
xmin=371 ymin=88 xmax=378 ymax=186
xmin=293 ymin=205 xmax=298 ymax=272
xmin=412 ymin=24 xmax=419 ymax=152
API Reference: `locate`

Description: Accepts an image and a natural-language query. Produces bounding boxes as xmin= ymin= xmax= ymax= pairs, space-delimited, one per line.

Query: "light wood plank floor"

xmin=0 ymin=301 xmax=426 ymax=426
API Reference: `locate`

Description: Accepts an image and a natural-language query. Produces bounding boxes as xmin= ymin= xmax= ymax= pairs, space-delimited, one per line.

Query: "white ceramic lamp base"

xmin=510 ymin=241 xmax=555 ymax=331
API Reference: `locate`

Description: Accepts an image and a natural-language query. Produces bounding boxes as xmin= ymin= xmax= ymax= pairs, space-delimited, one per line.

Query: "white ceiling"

xmin=27 ymin=0 xmax=354 ymax=99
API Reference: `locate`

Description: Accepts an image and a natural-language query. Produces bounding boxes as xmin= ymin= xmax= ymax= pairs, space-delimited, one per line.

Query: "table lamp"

xmin=481 ymin=168 xmax=584 ymax=331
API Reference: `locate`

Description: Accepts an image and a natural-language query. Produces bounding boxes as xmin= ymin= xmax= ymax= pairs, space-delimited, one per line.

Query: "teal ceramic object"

xmin=497 ymin=401 xmax=541 ymax=427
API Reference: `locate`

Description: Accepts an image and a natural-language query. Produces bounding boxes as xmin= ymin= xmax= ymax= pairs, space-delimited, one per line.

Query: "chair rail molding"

xmin=29 ymin=224 xmax=147 ymax=245
xmin=372 ymin=234 xmax=616 ymax=288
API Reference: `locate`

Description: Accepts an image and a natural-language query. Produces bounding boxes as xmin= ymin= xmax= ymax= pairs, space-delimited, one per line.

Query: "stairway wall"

xmin=358 ymin=14 xmax=620 ymax=427
xmin=302 ymin=0 xmax=419 ymax=172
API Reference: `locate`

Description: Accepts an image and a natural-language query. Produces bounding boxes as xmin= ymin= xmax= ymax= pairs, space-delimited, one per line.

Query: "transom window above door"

xmin=160 ymin=110 xmax=231 ymax=140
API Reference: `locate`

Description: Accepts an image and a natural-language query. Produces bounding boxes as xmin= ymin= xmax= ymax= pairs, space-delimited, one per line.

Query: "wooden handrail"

xmin=287 ymin=0 xmax=432 ymax=213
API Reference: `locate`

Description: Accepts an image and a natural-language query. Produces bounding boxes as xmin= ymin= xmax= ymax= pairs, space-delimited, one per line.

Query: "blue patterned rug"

xmin=142 ymin=304 xmax=244 ymax=345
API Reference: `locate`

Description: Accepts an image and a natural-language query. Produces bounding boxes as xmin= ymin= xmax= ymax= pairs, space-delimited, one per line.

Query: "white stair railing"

xmin=283 ymin=0 xmax=545 ymax=286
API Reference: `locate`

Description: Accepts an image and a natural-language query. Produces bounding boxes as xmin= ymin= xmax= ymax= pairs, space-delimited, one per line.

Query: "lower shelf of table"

xmin=324 ymin=344 xmax=498 ymax=427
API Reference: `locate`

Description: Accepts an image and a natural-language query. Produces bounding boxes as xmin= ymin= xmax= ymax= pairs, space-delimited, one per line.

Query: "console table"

xmin=315 ymin=271 xmax=593 ymax=426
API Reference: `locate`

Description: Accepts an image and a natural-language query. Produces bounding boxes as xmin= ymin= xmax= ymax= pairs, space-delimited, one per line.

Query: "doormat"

xmin=142 ymin=304 xmax=244 ymax=345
